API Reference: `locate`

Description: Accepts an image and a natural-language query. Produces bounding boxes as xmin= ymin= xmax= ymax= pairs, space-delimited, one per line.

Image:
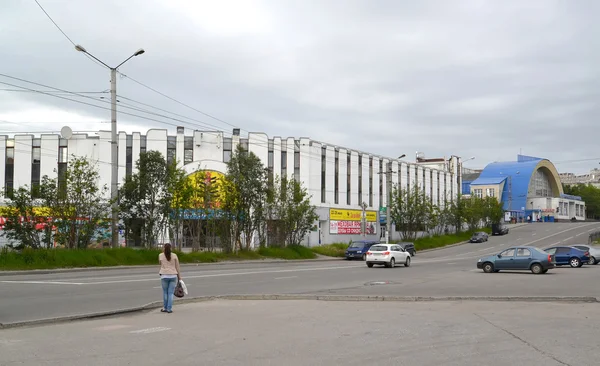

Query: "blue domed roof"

xmin=471 ymin=155 xmax=562 ymax=211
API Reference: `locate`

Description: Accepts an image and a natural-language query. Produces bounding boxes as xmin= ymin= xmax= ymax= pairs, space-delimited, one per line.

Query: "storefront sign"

xmin=542 ymin=208 xmax=555 ymax=213
xmin=329 ymin=220 xmax=377 ymax=235
xmin=329 ymin=208 xmax=377 ymax=222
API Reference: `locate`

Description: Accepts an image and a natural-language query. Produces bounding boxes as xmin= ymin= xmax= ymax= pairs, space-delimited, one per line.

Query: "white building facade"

xmin=0 ymin=127 xmax=462 ymax=246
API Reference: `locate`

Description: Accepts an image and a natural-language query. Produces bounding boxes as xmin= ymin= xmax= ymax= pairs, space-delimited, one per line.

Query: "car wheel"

xmin=589 ymin=256 xmax=596 ymax=265
xmin=386 ymin=258 xmax=395 ymax=268
xmin=362 ymin=254 xmax=366 ymax=261
xmin=404 ymin=257 xmax=411 ymax=267
xmin=531 ymin=263 xmax=543 ymax=274
xmin=482 ymin=262 xmax=494 ymax=273
xmin=367 ymin=263 xmax=374 ymax=268
xmin=569 ymin=257 xmax=581 ymax=268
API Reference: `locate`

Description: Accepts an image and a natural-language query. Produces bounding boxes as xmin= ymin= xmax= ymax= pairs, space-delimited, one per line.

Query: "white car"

xmin=573 ymin=245 xmax=600 ymax=265
xmin=366 ymin=244 xmax=411 ymax=268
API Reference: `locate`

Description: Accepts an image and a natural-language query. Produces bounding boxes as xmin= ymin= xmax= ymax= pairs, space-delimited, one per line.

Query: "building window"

xmin=334 ymin=151 xmax=339 ymax=204
xmin=321 ymin=147 xmax=326 ymax=203
xmin=368 ymin=157 xmax=373 ymax=207
xmin=166 ymin=136 xmax=176 ymax=165
xmin=140 ymin=135 xmax=147 ymax=154
xmin=268 ymin=140 xmax=274 ymax=186
xmin=486 ymin=188 xmax=495 ymax=197
xmin=473 ymin=188 xmax=483 ymax=198
xmin=407 ymin=168 xmax=410 ymax=191
xmin=430 ymin=170 xmax=433 ymax=200
xmin=397 ymin=163 xmax=402 ymax=190
xmin=437 ymin=172 xmax=441 ymax=206
xmin=5 ymin=144 xmax=14 ymax=196
xmin=126 ymin=135 xmax=133 ymax=178
xmin=378 ymin=159 xmax=383 ymax=208
xmin=32 ymin=140 xmax=41 ymax=195
xmin=529 ymin=169 xmax=554 ymax=198
xmin=223 ymin=137 xmax=232 ymax=163
xmin=240 ymin=139 xmax=249 ymax=152
xmin=346 ymin=153 xmax=351 ymax=205
xmin=423 ymin=168 xmax=426 ymax=195
xmin=184 ymin=136 xmax=193 ymax=165
xmin=358 ymin=155 xmax=363 ymax=204
xmin=281 ymin=141 xmax=287 ymax=178
xmin=293 ymin=140 xmax=300 ymax=182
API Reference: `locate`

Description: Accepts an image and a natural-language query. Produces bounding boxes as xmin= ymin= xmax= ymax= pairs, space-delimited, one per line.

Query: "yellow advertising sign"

xmin=329 ymin=208 xmax=377 ymax=222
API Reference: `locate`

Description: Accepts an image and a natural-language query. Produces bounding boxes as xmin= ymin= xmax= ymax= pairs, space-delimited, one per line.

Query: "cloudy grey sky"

xmin=1 ymin=0 xmax=598 ymax=173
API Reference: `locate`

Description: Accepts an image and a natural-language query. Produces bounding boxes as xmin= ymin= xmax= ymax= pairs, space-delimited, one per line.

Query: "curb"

xmin=2 ymin=294 xmax=598 ymax=329
xmin=0 ymin=257 xmax=343 ymax=277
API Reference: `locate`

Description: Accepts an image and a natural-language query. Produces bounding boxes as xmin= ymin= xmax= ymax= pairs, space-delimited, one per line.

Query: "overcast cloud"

xmin=1 ymin=0 xmax=599 ymax=173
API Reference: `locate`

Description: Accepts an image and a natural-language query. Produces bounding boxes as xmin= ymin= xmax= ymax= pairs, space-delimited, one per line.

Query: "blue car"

xmin=345 ymin=240 xmax=379 ymax=260
xmin=543 ymin=246 xmax=589 ymax=268
xmin=477 ymin=246 xmax=555 ymax=274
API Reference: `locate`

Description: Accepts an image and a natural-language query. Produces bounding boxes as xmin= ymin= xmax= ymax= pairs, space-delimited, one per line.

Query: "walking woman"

xmin=159 ymin=244 xmax=181 ymax=313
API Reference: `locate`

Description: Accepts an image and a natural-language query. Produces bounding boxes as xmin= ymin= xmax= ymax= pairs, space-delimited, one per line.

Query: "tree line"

xmin=389 ymin=183 xmax=504 ymax=241
xmin=1 ymin=145 xmax=318 ymax=251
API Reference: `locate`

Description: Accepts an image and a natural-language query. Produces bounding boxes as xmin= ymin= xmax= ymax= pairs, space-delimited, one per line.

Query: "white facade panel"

xmin=338 ymin=148 xmax=348 ymax=206
xmin=390 ymin=161 xmax=399 ymax=189
xmin=361 ymin=153 xmax=369 ymax=206
xmin=372 ymin=157 xmax=380 ymax=208
xmin=194 ymin=130 xmax=223 ymax=163
xmin=308 ymin=141 xmax=322 ymax=205
xmin=409 ymin=164 xmax=416 ymax=189
xmin=299 ymin=138 xmax=311 ymax=197
xmin=350 ymin=151 xmax=359 ymax=207
xmin=425 ymin=168 xmax=432 ymax=198
xmin=175 ymin=129 xmax=184 ymax=168
xmin=14 ymin=135 xmax=32 ymax=188
xmin=400 ymin=162 xmax=408 ymax=191
xmin=381 ymin=158 xmax=389 ymax=207
xmin=432 ymin=170 xmax=439 ymax=205
xmin=325 ymin=146 xmax=335 ymax=205
xmin=40 ymin=134 xmax=59 ymax=180
xmin=147 ymin=129 xmax=167 ymax=158
xmin=132 ymin=132 xmax=141 ymax=174
xmin=96 ymin=132 xmax=112 ymax=192
xmin=286 ymin=138 xmax=295 ymax=181
xmin=118 ymin=132 xmax=127 ymax=183
xmin=0 ymin=137 xmax=6 ymax=191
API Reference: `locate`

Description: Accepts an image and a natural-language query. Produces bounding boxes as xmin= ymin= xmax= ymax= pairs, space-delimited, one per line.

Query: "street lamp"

xmin=75 ymin=44 xmax=145 ymax=248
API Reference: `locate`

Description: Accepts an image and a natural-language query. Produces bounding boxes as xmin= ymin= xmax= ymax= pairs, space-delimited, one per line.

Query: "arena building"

xmin=0 ymin=127 xmax=463 ymax=246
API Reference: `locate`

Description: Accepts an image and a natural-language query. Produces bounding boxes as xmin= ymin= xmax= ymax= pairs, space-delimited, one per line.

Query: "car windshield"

xmin=348 ymin=242 xmax=365 ymax=248
xmin=370 ymin=245 xmax=389 ymax=252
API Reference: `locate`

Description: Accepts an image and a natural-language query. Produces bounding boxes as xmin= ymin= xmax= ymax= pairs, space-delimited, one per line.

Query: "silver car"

xmin=573 ymin=245 xmax=600 ymax=265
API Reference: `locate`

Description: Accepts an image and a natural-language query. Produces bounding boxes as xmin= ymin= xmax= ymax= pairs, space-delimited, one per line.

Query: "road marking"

xmin=532 ymin=233 xmax=537 ymax=236
xmin=130 ymin=327 xmax=170 ymax=334
xmin=589 ymin=229 xmax=596 ymax=232
xmin=274 ymin=276 xmax=298 ymax=280
xmin=576 ymin=233 xmax=584 ymax=237
xmin=563 ymin=236 xmax=574 ymax=241
xmin=516 ymin=238 xmax=523 ymax=241
xmin=0 ymin=280 xmax=84 ymax=285
xmin=21 ymin=265 xmax=360 ymax=286
xmin=446 ymin=263 xmax=456 ymax=265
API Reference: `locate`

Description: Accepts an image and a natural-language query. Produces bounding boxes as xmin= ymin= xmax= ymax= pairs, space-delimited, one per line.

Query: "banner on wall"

xmin=329 ymin=208 xmax=377 ymax=235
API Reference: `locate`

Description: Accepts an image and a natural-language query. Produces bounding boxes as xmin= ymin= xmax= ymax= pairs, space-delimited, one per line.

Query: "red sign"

xmin=329 ymin=220 xmax=376 ymax=235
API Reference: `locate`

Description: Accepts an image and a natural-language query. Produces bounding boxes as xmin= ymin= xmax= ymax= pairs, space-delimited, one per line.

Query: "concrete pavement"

xmin=1 ymin=222 xmax=599 ymax=326
xmin=2 ymin=299 xmax=600 ymax=366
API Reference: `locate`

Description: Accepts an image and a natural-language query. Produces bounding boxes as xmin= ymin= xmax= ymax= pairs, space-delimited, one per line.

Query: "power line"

xmin=118 ymin=72 xmax=244 ymax=132
xmin=33 ymin=0 xmax=105 ymax=69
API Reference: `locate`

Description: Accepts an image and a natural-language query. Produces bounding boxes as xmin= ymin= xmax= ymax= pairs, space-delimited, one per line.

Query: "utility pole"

xmin=386 ymin=162 xmax=392 ymax=244
xmin=361 ymin=202 xmax=367 ymax=238
xmin=75 ymin=45 xmax=145 ymax=248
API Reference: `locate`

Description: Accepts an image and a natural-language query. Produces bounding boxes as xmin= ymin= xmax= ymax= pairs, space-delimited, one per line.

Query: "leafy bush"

xmin=311 ymin=243 xmax=348 ymax=257
xmin=414 ymin=227 xmax=492 ymax=250
xmin=257 ymin=245 xmax=316 ymax=260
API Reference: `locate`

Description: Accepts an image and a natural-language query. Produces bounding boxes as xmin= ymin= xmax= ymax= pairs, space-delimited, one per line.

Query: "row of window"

xmin=472 ymin=188 xmax=496 ymax=198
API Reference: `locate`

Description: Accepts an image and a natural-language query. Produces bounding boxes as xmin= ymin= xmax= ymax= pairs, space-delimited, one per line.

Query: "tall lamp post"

xmin=75 ymin=45 xmax=145 ymax=248
xmin=383 ymin=154 xmax=406 ymax=244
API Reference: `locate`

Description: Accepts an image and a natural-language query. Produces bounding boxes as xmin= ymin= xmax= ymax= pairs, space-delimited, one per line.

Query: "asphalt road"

xmin=2 ymin=299 xmax=600 ymax=366
xmin=1 ymin=222 xmax=599 ymax=325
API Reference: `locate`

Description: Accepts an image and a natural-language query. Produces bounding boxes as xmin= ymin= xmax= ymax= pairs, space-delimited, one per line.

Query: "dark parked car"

xmin=345 ymin=240 xmax=379 ymax=260
xmin=398 ymin=242 xmax=416 ymax=256
xmin=543 ymin=246 xmax=589 ymax=268
xmin=477 ymin=246 xmax=554 ymax=274
xmin=470 ymin=232 xmax=489 ymax=243
xmin=491 ymin=223 xmax=509 ymax=236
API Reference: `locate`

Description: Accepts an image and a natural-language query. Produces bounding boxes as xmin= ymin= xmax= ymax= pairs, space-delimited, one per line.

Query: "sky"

xmin=1 ymin=0 xmax=599 ymax=174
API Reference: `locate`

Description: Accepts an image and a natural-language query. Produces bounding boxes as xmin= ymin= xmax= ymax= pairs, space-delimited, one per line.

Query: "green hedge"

xmin=414 ymin=227 xmax=492 ymax=250
xmin=311 ymin=243 xmax=348 ymax=257
xmin=0 ymin=245 xmax=315 ymax=271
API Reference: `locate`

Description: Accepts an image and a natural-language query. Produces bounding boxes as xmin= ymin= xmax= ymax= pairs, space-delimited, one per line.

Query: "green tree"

xmin=447 ymin=194 xmax=467 ymax=234
xmin=463 ymin=196 xmax=485 ymax=231
xmin=482 ymin=196 xmax=504 ymax=225
xmin=40 ymin=156 xmax=109 ymax=249
xmin=119 ymin=151 xmax=180 ymax=248
xmin=223 ymin=145 xmax=268 ymax=250
xmin=268 ymin=177 xmax=318 ymax=246
xmin=389 ymin=183 xmax=433 ymax=241
xmin=1 ymin=186 xmax=53 ymax=249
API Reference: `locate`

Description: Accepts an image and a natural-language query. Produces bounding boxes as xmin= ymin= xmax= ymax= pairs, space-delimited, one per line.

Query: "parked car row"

xmin=477 ymin=245 xmax=595 ymax=274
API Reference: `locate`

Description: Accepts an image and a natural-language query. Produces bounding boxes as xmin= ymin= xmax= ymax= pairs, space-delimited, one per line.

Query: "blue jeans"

xmin=161 ymin=277 xmax=177 ymax=312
